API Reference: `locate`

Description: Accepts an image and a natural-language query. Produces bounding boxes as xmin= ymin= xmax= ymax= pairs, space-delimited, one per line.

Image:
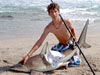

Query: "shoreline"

xmin=0 ymin=16 xmax=100 ymax=41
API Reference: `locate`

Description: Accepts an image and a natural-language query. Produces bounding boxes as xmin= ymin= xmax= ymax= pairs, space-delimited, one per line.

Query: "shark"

xmin=0 ymin=19 xmax=91 ymax=74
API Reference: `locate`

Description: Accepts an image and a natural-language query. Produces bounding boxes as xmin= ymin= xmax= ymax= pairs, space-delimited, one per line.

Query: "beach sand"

xmin=0 ymin=26 xmax=100 ymax=75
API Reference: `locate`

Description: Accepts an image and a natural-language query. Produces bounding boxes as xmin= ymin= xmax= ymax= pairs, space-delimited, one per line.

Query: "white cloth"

xmin=45 ymin=50 xmax=65 ymax=67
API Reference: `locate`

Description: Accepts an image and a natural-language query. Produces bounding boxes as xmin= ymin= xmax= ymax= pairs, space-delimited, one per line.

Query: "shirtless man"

xmin=19 ymin=2 xmax=79 ymax=65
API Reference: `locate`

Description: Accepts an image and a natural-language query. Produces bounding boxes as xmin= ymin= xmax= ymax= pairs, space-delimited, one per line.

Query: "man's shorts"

xmin=51 ymin=43 xmax=82 ymax=67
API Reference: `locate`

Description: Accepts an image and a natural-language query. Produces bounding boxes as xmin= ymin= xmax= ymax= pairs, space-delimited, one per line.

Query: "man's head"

xmin=47 ymin=2 xmax=60 ymax=14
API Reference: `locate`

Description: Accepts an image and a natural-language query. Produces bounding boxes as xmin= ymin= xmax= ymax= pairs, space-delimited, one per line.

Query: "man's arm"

xmin=27 ymin=26 xmax=50 ymax=57
xmin=67 ymin=19 xmax=78 ymax=41
xmin=19 ymin=25 xmax=50 ymax=64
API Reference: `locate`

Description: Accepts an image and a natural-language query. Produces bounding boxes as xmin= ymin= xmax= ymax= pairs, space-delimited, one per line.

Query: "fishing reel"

xmin=68 ymin=40 xmax=75 ymax=50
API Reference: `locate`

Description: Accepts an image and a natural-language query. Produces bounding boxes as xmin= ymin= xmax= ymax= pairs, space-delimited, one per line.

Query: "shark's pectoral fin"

xmin=30 ymin=70 xmax=44 ymax=75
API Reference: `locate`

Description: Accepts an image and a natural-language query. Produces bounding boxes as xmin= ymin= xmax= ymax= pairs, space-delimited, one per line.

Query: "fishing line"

xmin=49 ymin=0 xmax=96 ymax=75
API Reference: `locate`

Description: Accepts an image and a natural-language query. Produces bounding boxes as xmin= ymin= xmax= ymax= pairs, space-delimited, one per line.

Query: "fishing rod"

xmin=50 ymin=0 xmax=95 ymax=75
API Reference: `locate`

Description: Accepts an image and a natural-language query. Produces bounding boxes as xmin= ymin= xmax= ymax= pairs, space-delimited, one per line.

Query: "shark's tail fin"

xmin=77 ymin=19 xmax=91 ymax=48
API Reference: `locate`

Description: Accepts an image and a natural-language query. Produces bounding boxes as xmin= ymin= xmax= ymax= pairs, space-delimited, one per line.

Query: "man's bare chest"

xmin=52 ymin=25 xmax=68 ymax=34
xmin=51 ymin=26 xmax=70 ymax=40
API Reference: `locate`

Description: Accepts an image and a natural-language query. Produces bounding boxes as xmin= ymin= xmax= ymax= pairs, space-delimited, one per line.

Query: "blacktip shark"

xmin=0 ymin=19 xmax=91 ymax=74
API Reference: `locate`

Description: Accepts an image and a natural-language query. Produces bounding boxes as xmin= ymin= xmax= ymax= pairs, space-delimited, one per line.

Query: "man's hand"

xmin=19 ymin=55 xmax=29 ymax=65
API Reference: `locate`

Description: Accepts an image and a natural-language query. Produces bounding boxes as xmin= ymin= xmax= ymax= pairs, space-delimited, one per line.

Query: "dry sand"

xmin=0 ymin=31 xmax=100 ymax=75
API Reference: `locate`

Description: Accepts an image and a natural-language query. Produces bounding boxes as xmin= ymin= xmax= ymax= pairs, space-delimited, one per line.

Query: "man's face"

xmin=49 ymin=8 xmax=60 ymax=19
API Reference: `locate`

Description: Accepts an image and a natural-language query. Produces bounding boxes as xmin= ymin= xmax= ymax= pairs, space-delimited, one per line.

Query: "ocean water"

xmin=0 ymin=0 xmax=100 ymax=39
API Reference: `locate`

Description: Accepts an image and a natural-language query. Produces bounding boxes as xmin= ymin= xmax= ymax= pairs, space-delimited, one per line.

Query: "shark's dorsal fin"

xmin=78 ymin=19 xmax=91 ymax=48
xmin=40 ymin=42 xmax=48 ymax=55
